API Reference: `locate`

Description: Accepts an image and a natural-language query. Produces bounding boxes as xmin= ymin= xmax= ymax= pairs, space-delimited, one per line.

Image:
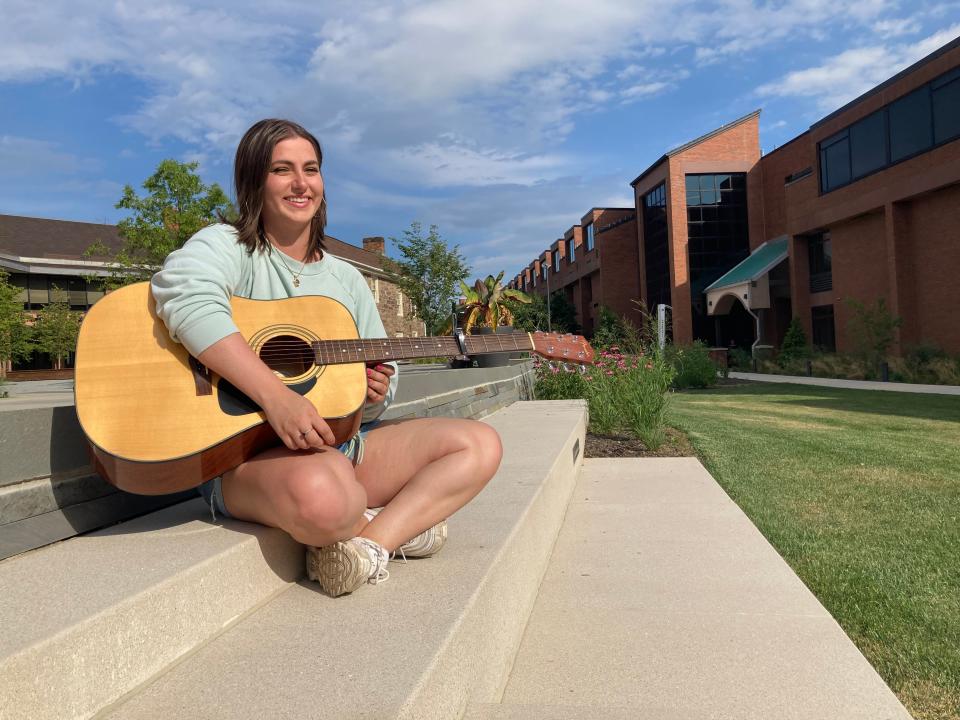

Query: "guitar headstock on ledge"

xmin=530 ymin=331 xmax=595 ymax=365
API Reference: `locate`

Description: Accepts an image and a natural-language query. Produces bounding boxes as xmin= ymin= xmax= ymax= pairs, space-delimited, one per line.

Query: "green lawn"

xmin=668 ymin=383 xmax=960 ymax=720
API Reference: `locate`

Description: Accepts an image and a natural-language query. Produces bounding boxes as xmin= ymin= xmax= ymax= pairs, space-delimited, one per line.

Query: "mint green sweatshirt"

xmin=151 ymin=224 xmax=397 ymax=421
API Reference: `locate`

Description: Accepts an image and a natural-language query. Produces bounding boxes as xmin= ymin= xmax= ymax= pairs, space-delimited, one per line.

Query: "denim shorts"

xmin=197 ymin=422 xmax=377 ymax=521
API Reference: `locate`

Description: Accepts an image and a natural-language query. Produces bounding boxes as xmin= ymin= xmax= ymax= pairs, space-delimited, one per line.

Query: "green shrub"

xmin=665 ymin=341 xmax=719 ymax=389
xmin=778 ymin=317 xmax=810 ymax=367
xmin=845 ymin=298 xmax=901 ymax=373
xmin=728 ymin=347 xmax=753 ymax=370
xmin=533 ymin=348 xmax=674 ymax=449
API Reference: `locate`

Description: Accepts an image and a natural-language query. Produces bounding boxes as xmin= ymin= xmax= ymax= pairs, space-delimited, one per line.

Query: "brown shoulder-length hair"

xmin=231 ymin=118 xmax=327 ymax=258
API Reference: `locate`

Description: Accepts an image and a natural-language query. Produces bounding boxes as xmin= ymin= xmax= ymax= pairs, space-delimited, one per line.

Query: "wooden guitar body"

xmin=75 ymin=283 xmax=366 ymax=495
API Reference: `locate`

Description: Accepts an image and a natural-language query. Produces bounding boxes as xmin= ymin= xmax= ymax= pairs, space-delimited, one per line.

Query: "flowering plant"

xmin=534 ymin=345 xmax=674 ymax=449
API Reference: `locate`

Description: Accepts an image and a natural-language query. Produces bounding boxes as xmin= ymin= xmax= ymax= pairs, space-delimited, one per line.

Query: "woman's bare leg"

xmin=353 ymin=417 xmax=502 ymax=551
xmin=220 ymin=446 xmax=368 ymax=547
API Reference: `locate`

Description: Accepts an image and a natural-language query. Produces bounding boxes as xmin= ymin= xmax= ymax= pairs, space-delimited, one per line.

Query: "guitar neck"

xmin=310 ymin=333 xmax=534 ymax=365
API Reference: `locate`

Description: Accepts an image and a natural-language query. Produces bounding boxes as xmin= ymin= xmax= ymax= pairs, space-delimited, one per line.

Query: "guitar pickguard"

xmin=217 ymin=376 xmax=318 ymax=416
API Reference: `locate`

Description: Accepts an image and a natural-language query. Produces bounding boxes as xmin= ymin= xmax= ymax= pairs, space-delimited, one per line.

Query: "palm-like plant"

xmin=457 ymin=272 xmax=531 ymax=333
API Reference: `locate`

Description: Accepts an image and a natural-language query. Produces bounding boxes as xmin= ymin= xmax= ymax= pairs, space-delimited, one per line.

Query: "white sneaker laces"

xmin=353 ymin=537 xmax=390 ymax=585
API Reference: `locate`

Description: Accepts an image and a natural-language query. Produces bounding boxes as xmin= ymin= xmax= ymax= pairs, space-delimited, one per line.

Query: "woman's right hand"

xmin=261 ymin=386 xmax=337 ymax=451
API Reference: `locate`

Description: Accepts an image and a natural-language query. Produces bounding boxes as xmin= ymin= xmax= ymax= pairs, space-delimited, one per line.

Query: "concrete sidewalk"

xmin=729 ymin=371 xmax=960 ymax=395
xmin=470 ymin=458 xmax=912 ymax=719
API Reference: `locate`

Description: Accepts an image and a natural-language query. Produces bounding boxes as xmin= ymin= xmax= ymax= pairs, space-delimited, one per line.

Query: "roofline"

xmin=812 ymin=35 xmax=960 ymax=131
xmin=630 ymin=109 xmax=761 ymax=187
xmin=0 ymin=213 xmax=119 ymax=229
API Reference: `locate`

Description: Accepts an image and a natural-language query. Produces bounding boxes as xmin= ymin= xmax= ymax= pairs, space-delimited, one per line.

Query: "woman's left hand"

xmin=365 ymin=362 xmax=395 ymax=404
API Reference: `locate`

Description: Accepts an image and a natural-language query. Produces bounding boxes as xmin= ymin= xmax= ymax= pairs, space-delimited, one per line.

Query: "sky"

xmin=1 ymin=1 xmax=958 ymax=280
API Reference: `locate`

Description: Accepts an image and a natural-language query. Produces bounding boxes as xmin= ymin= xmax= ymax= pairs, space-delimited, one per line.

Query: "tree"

xmin=88 ymin=159 xmax=233 ymax=287
xmin=34 ymin=289 xmax=81 ymax=370
xmin=506 ymin=292 xmax=549 ymax=332
xmin=0 ymin=270 xmax=33 ymax=377
xmin=547 ymin=291 xmax=581 ymax=335
xmin=384 ymin=222 xmax=470 ymax=335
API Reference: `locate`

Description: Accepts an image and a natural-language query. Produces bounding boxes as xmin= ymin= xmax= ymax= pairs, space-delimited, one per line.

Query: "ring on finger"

xmin=299 ymin=429 xmax=311 ymax=438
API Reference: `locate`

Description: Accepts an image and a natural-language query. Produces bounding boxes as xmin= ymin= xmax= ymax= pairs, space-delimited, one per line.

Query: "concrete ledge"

xmin=98 ymin=400 xmax=586 ymax=720
xmin=0 ymin=502 xmax=302 ymax=720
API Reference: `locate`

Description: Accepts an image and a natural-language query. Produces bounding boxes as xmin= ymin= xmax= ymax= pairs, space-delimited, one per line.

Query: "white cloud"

xmin=872 ymin=17 xmax=922 ymax=38
xmin=694 ymin=0 xmax=894 ymax=64
xmin=756 ymin=25 xmax=960 ymax=111
xmin=621 ymin=82 xmax=670 ymax=102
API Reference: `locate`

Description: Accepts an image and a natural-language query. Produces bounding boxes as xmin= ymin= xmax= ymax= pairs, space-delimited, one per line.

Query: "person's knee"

xmin=465 ymin=421 xmax=502 ymax=484
xmin=287 ymin=454 xmax=366 ymax=542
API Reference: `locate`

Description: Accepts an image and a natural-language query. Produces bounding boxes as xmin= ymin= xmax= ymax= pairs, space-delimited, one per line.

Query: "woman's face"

xmin=261 ymin=135 xmax=324 ymax=237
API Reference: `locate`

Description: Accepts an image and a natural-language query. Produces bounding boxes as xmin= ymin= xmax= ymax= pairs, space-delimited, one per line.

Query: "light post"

xmin=546 ymin=265 xmax=552 ymax=333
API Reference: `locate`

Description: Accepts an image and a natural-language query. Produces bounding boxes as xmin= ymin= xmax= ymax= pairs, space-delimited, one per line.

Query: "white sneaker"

xmin=306 ymin=536 xmax=389 ymax=597
xmin=364 ymin=507 xmax=448 ymax=558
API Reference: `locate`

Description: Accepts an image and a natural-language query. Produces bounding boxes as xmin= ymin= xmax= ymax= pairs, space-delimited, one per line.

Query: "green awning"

xmin=704 ymin=236 xmax=788 ymax=292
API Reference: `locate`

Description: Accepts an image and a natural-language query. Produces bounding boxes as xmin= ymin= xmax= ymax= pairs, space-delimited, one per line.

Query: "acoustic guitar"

xmin=74 ymin=282 xmax=594 ymax=495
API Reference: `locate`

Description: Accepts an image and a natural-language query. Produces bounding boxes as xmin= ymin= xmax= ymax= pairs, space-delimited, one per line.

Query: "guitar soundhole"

xmin=259 ymin=334 xmax=314 ymax=378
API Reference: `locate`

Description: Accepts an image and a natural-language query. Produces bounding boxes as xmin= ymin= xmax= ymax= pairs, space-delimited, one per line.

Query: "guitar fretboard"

xmin=310 ymin=333 xmax=534 ymax=365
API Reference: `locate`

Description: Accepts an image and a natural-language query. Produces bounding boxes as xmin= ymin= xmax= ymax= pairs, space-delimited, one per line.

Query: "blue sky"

xmin=1 ymin=1 xmax=958 ymax=279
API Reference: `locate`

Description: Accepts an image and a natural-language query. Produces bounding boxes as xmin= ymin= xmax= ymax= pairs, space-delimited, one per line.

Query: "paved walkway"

xmin=730 ymin=371 xmax=960 ymax=396
xmin=0 ymin=379 xmax=75 ymax=411
xmin=472 ymin=458 xmax=912 ymax=719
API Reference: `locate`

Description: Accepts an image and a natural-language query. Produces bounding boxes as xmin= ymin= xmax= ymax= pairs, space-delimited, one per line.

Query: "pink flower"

xmin=606 ymin=370 xmax=614 ymax=376
xmin=645 ymin=362 xmax=653 ymax=370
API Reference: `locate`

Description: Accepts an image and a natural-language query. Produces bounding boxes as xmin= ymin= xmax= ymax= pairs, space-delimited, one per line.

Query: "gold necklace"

xmin=277 ymin=249 xmax=307 ymax=287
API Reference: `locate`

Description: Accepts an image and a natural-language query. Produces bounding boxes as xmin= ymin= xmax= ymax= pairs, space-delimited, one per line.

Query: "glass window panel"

xmin=715 ymin=174 xmax=731 ymax=190
xmin=889 ymin=87 xmax=933 ymax=162
xmin=850 ymin=110 xmax=887 ymax=178
xmin=822 ymin=137 xmax=851 ymax=191
xmin=933 ymin=77 xmax=960 ymax=145
xmin=685 ymin=175 xmax=699 ymax=193
xmin=700 ymin=187 xmax=717 ymax=204
xmin=686 ymin=192 xmax=700 ymax=206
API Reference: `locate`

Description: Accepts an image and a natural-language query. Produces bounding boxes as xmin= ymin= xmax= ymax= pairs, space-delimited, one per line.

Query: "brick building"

xmin=513 ymin=35 xmax=960 ymax=356
xmin=512 ymin=208 xmax=638 ymax=336
xmin=0 ymin=215 xmax=423 ymax=369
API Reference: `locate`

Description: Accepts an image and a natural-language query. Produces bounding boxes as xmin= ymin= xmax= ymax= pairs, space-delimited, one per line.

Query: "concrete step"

xmin=0 ymin=501 xmax=303 ymax=720
xmin=0 ymin=400 xmax=585 ymax=720
xmin=98 ymin=400 xmax=585 ymax=720
xmin=481 ymin=458 xmax=912 ymax=720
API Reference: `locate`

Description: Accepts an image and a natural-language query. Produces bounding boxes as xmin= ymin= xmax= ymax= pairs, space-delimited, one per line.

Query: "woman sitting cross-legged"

xmin=151 ymin=118 xmax=503 ymax=596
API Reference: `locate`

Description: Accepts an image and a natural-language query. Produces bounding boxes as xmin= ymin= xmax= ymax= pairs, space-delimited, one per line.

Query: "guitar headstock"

xmin=530 ymin=331 xmax=595 ymax=365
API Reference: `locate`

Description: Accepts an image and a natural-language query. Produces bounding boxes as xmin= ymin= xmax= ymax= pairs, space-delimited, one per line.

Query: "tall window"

xmin=642 ymin=182 xmax=670 ymax=311
xmin=819 ymin=66 xmax=960 ymax=193
xmin=554 ymin=251 xmax=561 ymax=272
xmin=584 ymin=223 xmax=595 ymax=252
xmin=542 ymin=263 xmax=548 ymax=280
xmin=808 ymin=232 xmax=832 ymax=293
xmin=567 ymin=238 xmax=576 ymax=263
xmin=685 ymin=173 xmax=750 ymax=343
xmin=811 ymin=305 xmax=836 ymax=351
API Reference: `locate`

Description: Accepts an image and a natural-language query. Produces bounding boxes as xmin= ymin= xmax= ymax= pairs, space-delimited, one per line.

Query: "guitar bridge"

xmin=189 ymin=356 xmax=213 ymax=396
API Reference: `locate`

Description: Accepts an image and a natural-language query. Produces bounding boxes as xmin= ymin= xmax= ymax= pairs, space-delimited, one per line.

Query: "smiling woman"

xmin=146 ymin=118 xmax=503 ymax=597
